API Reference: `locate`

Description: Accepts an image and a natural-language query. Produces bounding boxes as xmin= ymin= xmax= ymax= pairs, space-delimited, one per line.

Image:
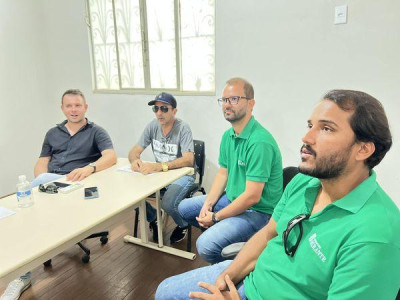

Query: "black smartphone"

xmin=53 ymin=182 xmax=70 ymax=188
xmin=84 ymin=187 xmax=99 ymax=199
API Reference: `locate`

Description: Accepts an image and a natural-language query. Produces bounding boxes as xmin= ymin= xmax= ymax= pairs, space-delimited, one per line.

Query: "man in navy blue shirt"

xmin=0 ymin=89 xmax=117 ymax=300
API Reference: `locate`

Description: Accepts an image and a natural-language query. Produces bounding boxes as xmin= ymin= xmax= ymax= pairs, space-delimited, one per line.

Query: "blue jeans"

xmin=155 ymin=260 xmax=247 ymax=300
xmin=146 ymin=175 xmax=195 ymax=228
xmin=178 ymin=194 xmax=271 ymax=263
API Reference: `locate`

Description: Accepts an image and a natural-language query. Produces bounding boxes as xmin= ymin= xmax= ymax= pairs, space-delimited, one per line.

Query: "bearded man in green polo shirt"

xmin=156 ymin=89 xmax=399 ymax=300
xmin=178 ymin=77 xmax=283 ymax=264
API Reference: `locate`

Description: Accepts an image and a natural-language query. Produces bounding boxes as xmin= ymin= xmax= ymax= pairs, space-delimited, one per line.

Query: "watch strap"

xmin=212 ymin=212 xmax=219 ymax=223
xmin=89 ymin=163 xmax=96 ymax=173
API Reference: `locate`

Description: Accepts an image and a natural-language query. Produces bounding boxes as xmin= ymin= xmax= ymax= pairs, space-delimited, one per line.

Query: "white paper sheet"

xmin=0 ymin=206 xmax=16 ymax=220
xmin=116 ymin=164 xmax=154 ymax=176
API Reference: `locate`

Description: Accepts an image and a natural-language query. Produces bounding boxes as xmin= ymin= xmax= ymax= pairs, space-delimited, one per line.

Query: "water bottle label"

xmin=17 ymin=190 xmax=32 ymax=199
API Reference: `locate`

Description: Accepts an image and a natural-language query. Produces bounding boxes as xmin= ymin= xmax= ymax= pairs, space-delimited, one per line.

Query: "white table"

xmin=0 ymin=158 xmax=194 ymax=287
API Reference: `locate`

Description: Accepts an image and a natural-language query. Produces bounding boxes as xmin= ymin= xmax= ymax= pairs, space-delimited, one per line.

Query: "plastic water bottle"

xmin=16 ymin=175 xmax=34 ymax=208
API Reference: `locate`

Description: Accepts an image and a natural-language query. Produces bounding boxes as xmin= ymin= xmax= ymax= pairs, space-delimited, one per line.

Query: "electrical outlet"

xmin=334 ymin=5 xmax=347 ymax=25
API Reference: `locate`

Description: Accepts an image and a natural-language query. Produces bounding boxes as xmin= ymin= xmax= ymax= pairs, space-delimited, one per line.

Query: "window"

xmin=86 ymin=0 xmax=215 ymax=94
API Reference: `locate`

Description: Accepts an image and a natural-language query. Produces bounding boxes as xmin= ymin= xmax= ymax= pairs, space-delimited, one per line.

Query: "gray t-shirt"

xmin=138 ymin=118 xmax=194 ymax=164
xmin=40 ymin=119 xmax=114 ymax=174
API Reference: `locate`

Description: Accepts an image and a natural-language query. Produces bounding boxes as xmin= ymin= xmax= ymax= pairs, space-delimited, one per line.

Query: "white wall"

xmin=0 ymin=0 xmax=60 ymax=195
xmin=1 ymin=0 xmax=399 ymax=206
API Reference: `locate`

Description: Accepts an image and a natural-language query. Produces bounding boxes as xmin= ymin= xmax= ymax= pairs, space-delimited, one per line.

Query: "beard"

xmin=299 ymin=144 xmax=352 ymax=179
xmin=224 ymin=108 xmax=246 ymax=123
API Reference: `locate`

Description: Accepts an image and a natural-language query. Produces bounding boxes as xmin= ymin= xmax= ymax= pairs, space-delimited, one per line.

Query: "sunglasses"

xmin=152 ymin=105 xmax=170 ymax=113
xmin=39 ymin=183 xmax=59 ymax=194
xmin=282 ymin=213 xmax=310 ymax=257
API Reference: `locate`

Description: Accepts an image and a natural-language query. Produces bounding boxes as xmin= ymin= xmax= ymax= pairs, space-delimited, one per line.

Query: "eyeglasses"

xmin=217 ymin=96 xmax=250 ymax=106
xmin=282 ymin=213 xmax=310 ymax=257
xmin=152 ymin=105 xmax=170 ymax=113
xmin=39 ymin=183 xmax=59 ymax=194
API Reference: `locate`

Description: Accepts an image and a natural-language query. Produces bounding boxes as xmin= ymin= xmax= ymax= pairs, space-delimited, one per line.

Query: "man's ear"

xmin=355 ymin=141 xmax=375 ymax=162
xmin=248 ymin=99 xmax=255 ymax=112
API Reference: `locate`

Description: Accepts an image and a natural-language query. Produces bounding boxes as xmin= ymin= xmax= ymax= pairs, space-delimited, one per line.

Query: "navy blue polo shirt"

xmin=40 ymin=119 xmax=114 ymax=174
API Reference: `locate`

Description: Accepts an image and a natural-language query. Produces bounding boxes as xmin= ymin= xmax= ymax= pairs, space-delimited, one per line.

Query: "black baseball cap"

xmin=148 ymin=92 xmax=177 ymax=108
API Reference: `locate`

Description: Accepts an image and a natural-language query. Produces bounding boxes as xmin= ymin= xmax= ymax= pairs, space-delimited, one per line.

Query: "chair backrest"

xmin=193 ymin=140 xmax=205 ymax=186
xmin=283 ymin=166 xmax=299 ymax=191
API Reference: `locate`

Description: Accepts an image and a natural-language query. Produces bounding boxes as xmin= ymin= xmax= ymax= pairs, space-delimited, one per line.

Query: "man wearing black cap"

xmin=128 ymin=92 xmax=196 ymax=244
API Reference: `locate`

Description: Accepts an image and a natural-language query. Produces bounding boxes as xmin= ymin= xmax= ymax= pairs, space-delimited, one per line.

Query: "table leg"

xmin=124 ymin=189 xmax=196 ymax=260
xmin=155 ymin=190 xmax=163 ymax=247
xmin=139 ymin=199 xmax=148 ymax=243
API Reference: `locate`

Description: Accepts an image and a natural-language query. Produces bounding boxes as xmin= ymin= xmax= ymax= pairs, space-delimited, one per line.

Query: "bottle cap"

xmin=18 ymin=175 xmax=26 ymax=182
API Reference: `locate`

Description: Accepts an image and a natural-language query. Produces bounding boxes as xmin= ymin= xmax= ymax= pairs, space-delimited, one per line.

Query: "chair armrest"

xmin=221 ymin=242 xmax=246 ymax=259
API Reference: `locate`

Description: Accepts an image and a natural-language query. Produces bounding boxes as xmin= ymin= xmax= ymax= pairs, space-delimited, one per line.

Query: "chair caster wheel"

xmin=100 ymin=236 xmax=108 ymax=244
xmin=82 ymin=255 xmax=90 ymax=263
xmin=43 ymin=259 xmax=52 ymax=267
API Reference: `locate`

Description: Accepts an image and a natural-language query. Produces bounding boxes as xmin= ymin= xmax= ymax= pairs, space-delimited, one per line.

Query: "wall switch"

xmin=334 ymin=5 xmax=347 ymax=24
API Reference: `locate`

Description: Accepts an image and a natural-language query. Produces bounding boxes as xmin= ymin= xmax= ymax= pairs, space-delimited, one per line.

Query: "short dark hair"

xmin=323 ymin=89 xmax=392 ymax=169
xmin=61 ymin=89 xmax=86 ymax=104
xmin=226 ymin=77 xmax=254 ymax=99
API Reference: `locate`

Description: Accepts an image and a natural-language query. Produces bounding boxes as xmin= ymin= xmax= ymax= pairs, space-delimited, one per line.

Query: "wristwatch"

xmin=89 ymin=163 xmax=96 ymax=173
xmin=161 ymin=162 xmax=169 ymax=172
xmin=212 ymin=212 xmax=220 ymax=223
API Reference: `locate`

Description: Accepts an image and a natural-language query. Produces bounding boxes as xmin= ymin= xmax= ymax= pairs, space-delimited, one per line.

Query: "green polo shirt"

xmin=244 ymin=171 xmax=400 ymax=299
xmin=218 ymin=116 xmax=282 ymax=214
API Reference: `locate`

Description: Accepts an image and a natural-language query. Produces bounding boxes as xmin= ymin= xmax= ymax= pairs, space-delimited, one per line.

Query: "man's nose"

xmin=302 ymin=128 xmax=316 ymax=145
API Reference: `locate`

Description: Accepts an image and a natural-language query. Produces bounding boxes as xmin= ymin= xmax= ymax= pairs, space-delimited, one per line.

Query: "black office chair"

xmin=221 ymin=166 xmax=299 ymax=259
xmin=282 ymin=166 xmax=299 ymax=191
xmin=43 ymin=232 xmax=108 ymax=266
xmin=133 ymin=139 xmax=206 ymax=252
xmin=77 ymin=232 xmax=109 ymax=263
xmin=184 ymin=140 xmax=207 ymax=251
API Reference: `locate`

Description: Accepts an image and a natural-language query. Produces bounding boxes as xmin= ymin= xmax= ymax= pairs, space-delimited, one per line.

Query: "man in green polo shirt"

xmin=178 ymin=77 xmax=283 ymax=263
xmin=156 ymin=89 xmax=399 ymax=300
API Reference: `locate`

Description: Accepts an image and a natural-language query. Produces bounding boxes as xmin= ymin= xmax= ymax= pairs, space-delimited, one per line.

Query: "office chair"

xmin=43 ymin=232 xmax=109 ymax=265
xmin=77 ymin=232 xmax=108 ymax=263
xmin=221 ymin=166 xmax=299 ymax=259
xmin=133 ymin=139 xmax=206 ymax=252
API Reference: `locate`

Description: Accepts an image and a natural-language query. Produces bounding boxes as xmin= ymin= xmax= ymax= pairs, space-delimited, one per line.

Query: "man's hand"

xmin=130 ymin=159 xmax=143 ymax=172
xmin=139 ymin=162 xmax=162 ymax=175
xmin=189 ymin=275 xmax=240 ymax=300
xmin=199 ymin=201 xmax=213 ymax=218
xmin=66 ymin=166 xmax=93 ymax=181
xmin=196 ymin=210 xmax=214 ymax=228
xmin=215 ymin=273 xmax=228 ymax=292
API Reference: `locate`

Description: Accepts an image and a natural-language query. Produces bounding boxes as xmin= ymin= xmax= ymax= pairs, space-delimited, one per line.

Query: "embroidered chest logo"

xmin=308 ymin=233 xmax=327 ymax=262
xmin=238 ymin=160 xmax=246 ymax=167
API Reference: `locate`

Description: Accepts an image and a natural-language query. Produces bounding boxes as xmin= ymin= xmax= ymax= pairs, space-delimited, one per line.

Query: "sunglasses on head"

xmin=152 ymin=105 xmax=170 ymax=113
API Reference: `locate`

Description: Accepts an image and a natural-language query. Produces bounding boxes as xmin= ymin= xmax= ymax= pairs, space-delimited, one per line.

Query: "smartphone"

xmin=53 ymin=182 xmax=70 ymax=188
xmin=84 ymin=187 xmax=99 ymax=199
